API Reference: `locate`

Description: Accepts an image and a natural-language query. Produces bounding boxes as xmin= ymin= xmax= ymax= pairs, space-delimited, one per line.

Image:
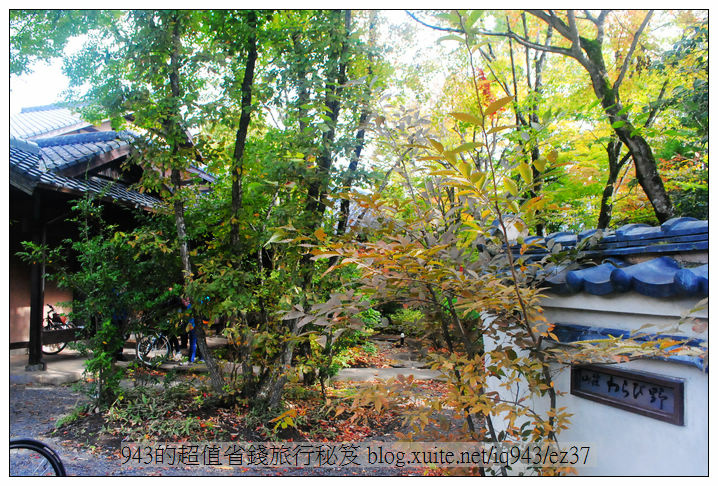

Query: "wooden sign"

xmin=571 ymin=364 xmax=684 ymax=425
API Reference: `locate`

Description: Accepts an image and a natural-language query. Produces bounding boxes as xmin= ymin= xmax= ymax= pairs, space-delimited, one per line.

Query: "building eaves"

xmin=35 ymin=131 xmax=132 ymax=173
xmin=10 ymin=104 xmax=92 ymax=140
xmin=10 ymin=142 xmax=159 ymax=210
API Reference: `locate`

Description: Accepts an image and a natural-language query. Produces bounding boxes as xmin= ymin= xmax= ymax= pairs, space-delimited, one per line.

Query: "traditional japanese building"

xmin=9 ymin=104 xmax=213 ymax=369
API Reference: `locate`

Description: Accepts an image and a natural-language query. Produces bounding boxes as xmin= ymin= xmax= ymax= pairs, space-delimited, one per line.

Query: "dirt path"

xmin=333 ymin=335 xmax=441 ymax=382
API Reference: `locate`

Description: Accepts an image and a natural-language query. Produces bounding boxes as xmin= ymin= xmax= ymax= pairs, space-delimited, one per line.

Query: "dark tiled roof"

xmin=187 ymin=165 xmax=216 ymax=184
xmin=521 ymin=218 xmax=708 ymax=257
xmin=11 ymin=104 xmax=215 ymax=184
xmin=10 ymin=104 xmax=92 ymax=140
xmin=552 ymin=323 xmax=706 ymax=370
xmin=36 ymin=131 xmax=132 ymax=172
xmin=10 ymin=143 xmax=160 ymax=209
xmin=549 ymin=257 xmax=708 ymax=298
xmin=34 ymin=130 xmax=126 ymax=147
xmin=517 ymin=219 xmax=708 ymax=299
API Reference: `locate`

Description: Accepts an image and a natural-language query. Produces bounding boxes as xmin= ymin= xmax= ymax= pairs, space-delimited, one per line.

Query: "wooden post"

xmin=26 ymin=193 xmax=45 ymax=370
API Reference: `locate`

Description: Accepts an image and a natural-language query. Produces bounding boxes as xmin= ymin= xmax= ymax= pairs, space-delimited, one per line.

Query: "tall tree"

xmin=485 ymin=10 xmax=674 ymax=222
xmin=303 ymin=10 xmax=351 ymax=231
xmin=409 ymin=10 xmax=677 ymax=223
xmin=596 ymin=80 xmax=667 ymax=228
xmin=64 ymin=10 xmax=227 ymax=390
xmin=228 ymin=11 xmax=260 ymax=249
xmin=336 ymin=11 xmax=381 ymax=236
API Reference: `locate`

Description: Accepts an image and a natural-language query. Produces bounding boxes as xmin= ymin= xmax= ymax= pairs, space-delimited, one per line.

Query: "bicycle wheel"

xmin=136 ymin=334 xmax=171 ymax=366
xmin=42 ymin=339 xmax=67 ymax=355
xmin=41 ymin=323 xmax=69 ymax=355
xmin=9 ymin=438 xmax=67 ymax=476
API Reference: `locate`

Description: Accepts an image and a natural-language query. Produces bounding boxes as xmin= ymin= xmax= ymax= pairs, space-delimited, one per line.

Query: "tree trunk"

xmin=597 ymin=138 xmax=632 ymax=229
xmin=581 ymin=41 xmax=674 ymax=223
xmin=255 ymin=369 xmax=288 ymax=410
xmin=336 ymin=108 xmax=369 ymax=236
xmin=167 ymin=14 xmax=224 ymax=393
xmin=304 ymin=10 xmax=350 ymax=225
xmin=597 ymin=139 xmax=621 ymax=229
xmin=612 ymin=119 xmax=673 ymax=223
xmin=597 ymin=79 xmax=667 ymax=229
xmin=170 ymin=169 xmax=225 ymax=393
xmin=230 ymin=11 xmax=258 ymax=248
xmin=527 ymin=25 xmax=551 ymax=236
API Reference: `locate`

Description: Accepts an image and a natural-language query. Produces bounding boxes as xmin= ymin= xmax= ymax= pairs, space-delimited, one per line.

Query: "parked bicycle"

xmin=9 ymin=438 xmax=67 ymax=476
xmin=42 ymin=304 xmax=76 ymax=355
xmin=135 ymin=332 xmax=172 ymax=366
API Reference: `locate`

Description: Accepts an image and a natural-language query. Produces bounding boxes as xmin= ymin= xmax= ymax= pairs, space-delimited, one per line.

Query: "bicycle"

xmin=135 ymin=332 xmax=172 ymax=366
xmin=42 ymin=304 xmax=75 ymax=355
xmin=9 ymin=438 xmax=67 ymax=476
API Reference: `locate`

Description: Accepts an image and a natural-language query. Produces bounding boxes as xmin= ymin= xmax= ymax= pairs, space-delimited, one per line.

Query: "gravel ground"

xmin=10 ymin=384 xmax=157 ymax=475
xmin=9 ymin=384 xmax=420 ymax=477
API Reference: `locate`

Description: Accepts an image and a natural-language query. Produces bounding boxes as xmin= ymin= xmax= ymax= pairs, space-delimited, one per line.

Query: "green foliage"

xmin=660 ymin=155 xmax=708 ymax=219
xmin=10 ymin=11 xmax=708 ymax=463
xmin=10 ymin=10 xmax=117 ymax=76
xmin=82 ymin=317 xmax=125 ymax=405
xmin=325 ymin=327 xmax=377 ymax=375
xmin=357 ymin=308 xmax=382 ymax=328
xmin=657 ymin=17 xmax=708 ymax=148
xmin=388 ymin=308 xmax=425 ymax=336
xmin=55 ymin=404 xmax=88 ymax=429
xmin=105 ymin=383 xmax=209 ymax=441
xmin=18 ymin=193 xmax=182 ymax=407
xmin=245 ymin=404 xmax=289 ymax=441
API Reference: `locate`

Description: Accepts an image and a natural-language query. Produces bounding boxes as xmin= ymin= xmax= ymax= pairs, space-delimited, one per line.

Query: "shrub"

xmin=389 ymin=308 xmax=424 ymax=336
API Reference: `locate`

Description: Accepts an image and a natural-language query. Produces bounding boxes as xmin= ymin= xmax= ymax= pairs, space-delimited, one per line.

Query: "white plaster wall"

xmin=541 ymin=292 xmax=707 ymax=336
xmin=549 ymin=359 xmax=707 ymax=475
xmin=482 ymin=292 xmax=708 ymax=475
